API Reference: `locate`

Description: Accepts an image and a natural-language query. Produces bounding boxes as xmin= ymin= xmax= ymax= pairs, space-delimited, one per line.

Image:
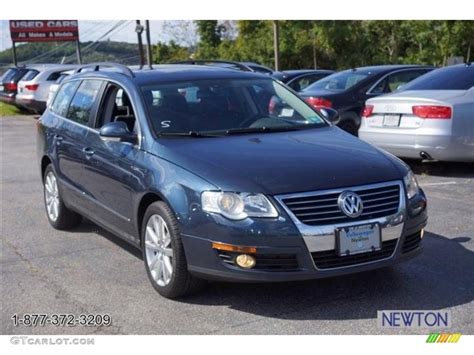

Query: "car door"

xmin=52 ymin=79 xmax=104 ymax=211
xmin=80 ymin=83 xmax=146 ymax=241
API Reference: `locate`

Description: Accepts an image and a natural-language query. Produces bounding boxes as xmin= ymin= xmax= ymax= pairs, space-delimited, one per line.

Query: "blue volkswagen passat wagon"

xmin=37 ymin=63 xmax=427 ymax=298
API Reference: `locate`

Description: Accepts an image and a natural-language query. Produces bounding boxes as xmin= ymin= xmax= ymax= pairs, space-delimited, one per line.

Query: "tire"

xmin=338 ymin=113 xmax=360 ymax=136
xmin=142 ymin=201 xmax=206 ymax=298
xmin=43 ymin=165 xmax=82 ymax=230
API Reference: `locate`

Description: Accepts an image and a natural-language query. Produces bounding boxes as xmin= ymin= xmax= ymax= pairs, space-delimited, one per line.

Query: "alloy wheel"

xmin=44 ymin=171 xmax=60 ymax=222
xmin=145 ymin=214 xmax=174 ymax=287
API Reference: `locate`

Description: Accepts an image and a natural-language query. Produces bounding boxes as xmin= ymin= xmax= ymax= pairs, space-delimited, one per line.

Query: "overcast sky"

xmin=0 ymin=20 xmax=197 ymax=51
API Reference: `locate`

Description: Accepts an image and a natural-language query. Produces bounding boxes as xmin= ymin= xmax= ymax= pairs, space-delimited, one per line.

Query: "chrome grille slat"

xmin=290 ymin=203 xmax=339 ymax=211
xmin=360 ymin=206 xmax=398 ymax=216
xmin=280 ymin=182 xmax=401 ymax=226
xmin=284 ymin=196 xmax=339 ymax=206
xmin=358 ymin=188 xmax=399 ymax=197
xmin=361 ymin=201 xmax=399 ymax=209
xmin=363 ymin=195 xmax=399 ymax=203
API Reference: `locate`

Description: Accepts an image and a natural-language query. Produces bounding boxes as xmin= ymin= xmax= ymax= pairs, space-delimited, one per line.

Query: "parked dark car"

xmin=240 ymin=62 xmax=276 ymax=75
xmin=300 ymin=65 xmax=434 ymax=135
xmin=0 ymin=66 xmax=30 ymax=105
xmin=37 ymin=63 xmax=427 ymax=298
xmin=273 ymin=69 xmax=335 ymax=91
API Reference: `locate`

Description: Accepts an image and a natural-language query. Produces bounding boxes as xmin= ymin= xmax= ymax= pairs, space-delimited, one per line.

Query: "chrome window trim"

xmin=274 ymin=180 xmax=406 ymax=271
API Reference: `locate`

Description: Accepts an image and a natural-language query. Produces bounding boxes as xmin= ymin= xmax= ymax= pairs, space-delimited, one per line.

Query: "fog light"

xmin=420 ymin=229 xmax=425 ymax=239
xmin=235 ymin=254 xmax=256 ymax=269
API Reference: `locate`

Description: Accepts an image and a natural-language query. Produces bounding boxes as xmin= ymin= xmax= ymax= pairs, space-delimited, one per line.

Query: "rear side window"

xmin=22 ymin=70 xmax=40 ymax=81
xmin=51 ymin=81 xmax=80 ymax=116
xmin=371 ymin=70 xmax=430 ymax=94
xmin=401 ymin=65 xmax=474 ymax=90
xmin=47 ymin=71 xmax=63 ymax=81
xmin=1 ymin=68 xmax=18 ymax=82
xmin=66 ymin=80 xmax=103 ymax=125
xmin=289 ymin=74 xmax=327 ymax=91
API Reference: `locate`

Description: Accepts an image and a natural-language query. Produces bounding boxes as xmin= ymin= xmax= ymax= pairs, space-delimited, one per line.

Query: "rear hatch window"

xmin=1 ymin=68 xmax=19 ymax=82
xmin=401 ymin=65 xmax=474 ymax=90
xmin=21 ymin=69 xmax=40 ymax=82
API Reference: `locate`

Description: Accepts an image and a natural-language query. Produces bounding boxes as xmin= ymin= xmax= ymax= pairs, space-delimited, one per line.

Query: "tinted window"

xmin=22 ymin=70 xmax=39 ymax=81
xmin=141 ymin=78 xmax=327 ymax=135
xmin=371 ymin=70 xmax=430 ymax=94
xmin=51 ymin=81 xmax=80 ymax=116
xmin=289 ymin=74 xmax=327 ymax=91
xmin=1 ymin=68 xmax=18 ymax=82
xmin=303 ymin=70 xmax=370 ymax=92
xmin=47 ymin=71 xmax=63 ymax=81
xmin=401 ymin=65 xmax=474 ymax=90
xmin=66 ymin=80 xmax=103 ymax=125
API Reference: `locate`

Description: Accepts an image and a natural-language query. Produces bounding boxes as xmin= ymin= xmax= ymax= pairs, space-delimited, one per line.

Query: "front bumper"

xmin=359 ymin=130 xmax=474 ymax=162
xmin=182 ymin=188 xmax=427 ymax=283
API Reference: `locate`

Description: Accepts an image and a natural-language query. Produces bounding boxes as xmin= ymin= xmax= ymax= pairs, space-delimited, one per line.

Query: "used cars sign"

xmin=9 ymin=20 xmax=79 ymax=42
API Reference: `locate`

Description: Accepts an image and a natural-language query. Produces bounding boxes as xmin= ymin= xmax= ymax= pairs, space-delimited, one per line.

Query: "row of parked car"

xmin=243 ymin=60 xmax=473 ymax=162
xmin=1 ymin=60 xmax=473 ymax=162
xmin=0 ymin=64 xmax=78 ymax=113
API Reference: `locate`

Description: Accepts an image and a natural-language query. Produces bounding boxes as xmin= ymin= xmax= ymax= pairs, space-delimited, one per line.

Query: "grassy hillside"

xmin=0 ymin=41 xmax=140 ymax=71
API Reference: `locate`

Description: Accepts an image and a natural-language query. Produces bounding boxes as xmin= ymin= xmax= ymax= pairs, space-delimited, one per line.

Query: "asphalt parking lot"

xmin=1 ymin=115 xmax=473 ymax=335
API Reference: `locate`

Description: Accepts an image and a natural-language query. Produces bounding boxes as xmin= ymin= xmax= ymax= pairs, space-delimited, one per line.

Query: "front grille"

xmin=311 ymin=239 xmax=398 ymax=269
xmin=281 ymin=183 xmax=401 ymax=226
xmin=217 ymin=251 xmax=299 ymax=271
xmin=402 ymin=231 xmax=422 ymax=253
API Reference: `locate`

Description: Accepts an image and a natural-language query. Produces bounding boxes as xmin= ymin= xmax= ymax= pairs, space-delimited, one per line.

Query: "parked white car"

xmin=46 ymin=69 xmax=76 ymax=106
xmin=15 ymin=64 xmax=78 ymax=113
xmin=359 ymin=63 xmax=474 ymax=162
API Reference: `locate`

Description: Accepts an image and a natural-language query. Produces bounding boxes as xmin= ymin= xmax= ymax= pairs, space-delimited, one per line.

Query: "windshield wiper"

xmin=157 ymin=131 xmax=221 ymax=138
xmin=223 ymin=124 xmax=321 ymax=135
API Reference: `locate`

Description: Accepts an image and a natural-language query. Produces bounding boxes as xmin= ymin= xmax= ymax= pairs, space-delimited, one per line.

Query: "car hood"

xmin=152 ymin=127 xmax=407 ymax=195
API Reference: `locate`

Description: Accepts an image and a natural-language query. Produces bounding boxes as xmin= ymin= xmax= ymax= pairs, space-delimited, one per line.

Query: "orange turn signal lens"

xmin=211 ymin=242 xmax=257 ymax=254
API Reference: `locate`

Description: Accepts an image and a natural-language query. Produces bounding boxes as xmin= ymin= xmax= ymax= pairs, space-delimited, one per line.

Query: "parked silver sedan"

xmin=359 ymin=63 xmax=474 ymax=162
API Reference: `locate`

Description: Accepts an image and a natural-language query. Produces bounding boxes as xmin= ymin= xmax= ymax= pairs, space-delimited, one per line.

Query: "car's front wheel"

xmin=43 ymin=165 xmax=82 ymax=230
xmin=142 ymin=201 xmax=206 ymax=298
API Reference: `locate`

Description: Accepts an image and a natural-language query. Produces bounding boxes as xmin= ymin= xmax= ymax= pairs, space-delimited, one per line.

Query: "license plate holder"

xmin=383 ymin=114 xmax=400 ymax=127
xmin=337 ymin=223 xmax=381 ymax=256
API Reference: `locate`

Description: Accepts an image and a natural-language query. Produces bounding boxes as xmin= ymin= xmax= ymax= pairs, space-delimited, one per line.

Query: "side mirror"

xmin=99 ymin=121 xmax=136 ymax=143
xmin=319 ymin=108 xmax=340 ymax=125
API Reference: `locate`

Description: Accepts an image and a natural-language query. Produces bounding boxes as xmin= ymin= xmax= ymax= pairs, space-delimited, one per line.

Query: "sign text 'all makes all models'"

xmin=9 ymin=20 xmax=79 ymax=43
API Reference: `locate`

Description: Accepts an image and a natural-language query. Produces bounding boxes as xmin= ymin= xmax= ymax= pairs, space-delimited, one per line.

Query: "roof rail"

xmin=172 ymin=60 xmax=254 ymax=72
xmin=75 ymin=62 xmax=135 ymax=78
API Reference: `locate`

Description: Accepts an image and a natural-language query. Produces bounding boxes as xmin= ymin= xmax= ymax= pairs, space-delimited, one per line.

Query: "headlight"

xmin=404 ymin=171 xmax=419 ymax=199
xmin=201 ymin=191 xmax=278 ymax=220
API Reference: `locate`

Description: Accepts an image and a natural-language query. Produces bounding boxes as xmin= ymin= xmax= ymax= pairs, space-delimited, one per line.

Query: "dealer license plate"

xmin=337 ymin=224 xmax=381 ymax=256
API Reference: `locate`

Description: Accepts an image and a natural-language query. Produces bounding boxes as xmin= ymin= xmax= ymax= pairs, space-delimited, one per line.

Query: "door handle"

xmin=82 ymin=147 xmax=95 ymax=157
xmin=54 ymin=135 xmax=63 ymax=146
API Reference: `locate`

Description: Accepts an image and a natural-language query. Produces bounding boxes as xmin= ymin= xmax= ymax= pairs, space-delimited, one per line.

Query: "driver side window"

xmin=96 ymin=84 xmax=137 ymax=134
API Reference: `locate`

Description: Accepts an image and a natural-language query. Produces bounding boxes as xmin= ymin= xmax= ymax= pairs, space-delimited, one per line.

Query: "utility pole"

xmin=145 ymin=20 xmax=153 ymax=68
xmin=273 ymin=20 xmax=280 ymax=71
xmin=135 ymin=20 xmax=145 ymax=69
xmin=75 ymin=40 xmax=82 ymax=64
xmin=12 ymin=42 xmax=18 ymax=66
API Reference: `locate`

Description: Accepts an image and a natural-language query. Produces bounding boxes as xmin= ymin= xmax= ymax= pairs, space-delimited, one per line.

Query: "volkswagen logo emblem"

xmin=338 ymin=191 xmax=363 ymax=218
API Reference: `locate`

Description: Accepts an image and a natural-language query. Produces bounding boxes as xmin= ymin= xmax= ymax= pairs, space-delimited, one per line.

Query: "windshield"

xmin=400 ymin=65 xmax=474 ymax=90
xmin=303 ymin=70 xmax=370 ymax=92
xmin=141 ymin=78 xmax=327 ymax=136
